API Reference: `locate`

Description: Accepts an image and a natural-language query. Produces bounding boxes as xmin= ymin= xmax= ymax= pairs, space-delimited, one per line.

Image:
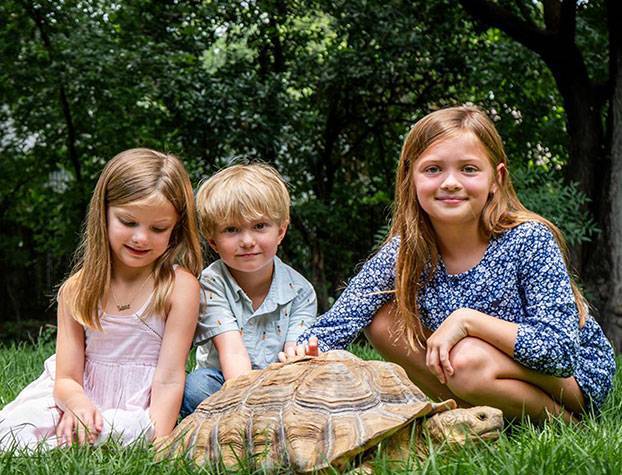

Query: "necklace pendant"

xmin=116 ymin=304 xmax=131 ymax=311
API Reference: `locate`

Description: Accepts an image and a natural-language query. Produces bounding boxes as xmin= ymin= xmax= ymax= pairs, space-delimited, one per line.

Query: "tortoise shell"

xmin=158 ymin=350 xmax=454 ymax=472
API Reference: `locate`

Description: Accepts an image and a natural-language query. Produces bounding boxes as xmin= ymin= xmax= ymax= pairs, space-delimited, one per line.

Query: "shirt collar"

xmin=220 ymin=256 xmax=298 ymax=306
xmin=270 ymin=256 xmax=298 ymax=305
xmin=218 ymin=262 xmax=245 ymax=302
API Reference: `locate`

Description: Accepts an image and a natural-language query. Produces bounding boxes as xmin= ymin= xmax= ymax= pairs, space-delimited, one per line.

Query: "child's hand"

xmin=278 ymin=336 xmax=320 ymax=362
xmin=56 ymin=400 xmax=104 ymax=446
xmin=425 ymin=309 xmax=470 ymax=385
xmin=307 ymin=336 xmax=319 ymax=356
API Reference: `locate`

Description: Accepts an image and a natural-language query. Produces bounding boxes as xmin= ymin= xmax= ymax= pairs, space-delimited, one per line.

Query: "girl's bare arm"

xmin=53 ymin=291 xmax=103 ymax=444
xmin=149 ymin=268 xmax=200 ymax=438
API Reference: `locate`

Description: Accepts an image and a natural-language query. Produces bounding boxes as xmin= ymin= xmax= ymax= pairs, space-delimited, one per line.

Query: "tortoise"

xmin=157 ymin=350 xmax=503 ymax=472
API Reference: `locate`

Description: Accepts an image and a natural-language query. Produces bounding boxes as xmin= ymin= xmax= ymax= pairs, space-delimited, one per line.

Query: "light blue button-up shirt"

xmin=194 ymin=256 xmax=317 ymax=371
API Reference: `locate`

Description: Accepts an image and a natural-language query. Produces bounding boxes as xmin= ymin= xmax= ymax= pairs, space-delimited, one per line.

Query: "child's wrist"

xmin=461 ymin=309 xmax=478 ymax=336
xmin=64 ymin=391 xmax=94 ymax=409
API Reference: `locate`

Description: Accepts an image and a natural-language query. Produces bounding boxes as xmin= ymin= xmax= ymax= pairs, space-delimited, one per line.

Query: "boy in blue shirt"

xmin=181 ymin=163 xmax=317 ymax=416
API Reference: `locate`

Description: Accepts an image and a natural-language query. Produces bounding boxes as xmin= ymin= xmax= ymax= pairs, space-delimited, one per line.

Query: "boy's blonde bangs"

xmin=197 ymin=164 xmax=290 ymax=238
xmin=209 ymin=187 xmax=286 ymax=224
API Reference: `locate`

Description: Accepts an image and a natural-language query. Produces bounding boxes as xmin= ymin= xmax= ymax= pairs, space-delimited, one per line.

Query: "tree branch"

xmin=458 ymin=0 xmax=555 ymax=58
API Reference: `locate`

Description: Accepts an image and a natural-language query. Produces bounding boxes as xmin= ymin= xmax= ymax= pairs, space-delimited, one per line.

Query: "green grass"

xmin=0 ymin=335 xmax=620 ymax=474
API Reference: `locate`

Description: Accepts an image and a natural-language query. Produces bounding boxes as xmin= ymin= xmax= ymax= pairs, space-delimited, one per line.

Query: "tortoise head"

xmin=422 ymin=406 xmax=503 ymax=445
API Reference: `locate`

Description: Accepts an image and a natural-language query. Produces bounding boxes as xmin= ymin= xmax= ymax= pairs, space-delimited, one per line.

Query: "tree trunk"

xmin=22 ymin=1 xmax=82 ymax=182
xmin=546 ymin=66 xmax=606 ymax=272
xmin=604 ymin=0 xmax=622 ymax=350
xmin=311 ymin=240 xmax=329 ymax=313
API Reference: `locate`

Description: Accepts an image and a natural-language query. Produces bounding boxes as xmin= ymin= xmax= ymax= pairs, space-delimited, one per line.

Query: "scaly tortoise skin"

xmin=157 ymin=350 xmax=503 ymax=472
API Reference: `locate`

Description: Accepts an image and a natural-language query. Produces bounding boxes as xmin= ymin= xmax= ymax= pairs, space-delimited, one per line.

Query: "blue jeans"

xmin=181 ymin=367 xmax=225 ymax=418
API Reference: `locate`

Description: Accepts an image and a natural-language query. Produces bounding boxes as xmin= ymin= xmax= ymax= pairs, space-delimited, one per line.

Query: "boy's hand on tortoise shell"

xmin=278 ymin=336 xmax=320 ymax=362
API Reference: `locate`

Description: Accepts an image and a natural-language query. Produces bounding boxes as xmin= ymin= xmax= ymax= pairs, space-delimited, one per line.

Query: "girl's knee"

xmin=365 ymin=302 xmax=395 ymax=345
xmin=446 ymin=338 xmax=496 ymax=398
xmin=449 ymin=337 xmax=491 ymax=372
xmin=365 ymin=306 xmax=429 ymax=378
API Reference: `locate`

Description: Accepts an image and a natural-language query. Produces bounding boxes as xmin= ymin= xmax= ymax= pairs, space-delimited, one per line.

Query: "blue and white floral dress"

xmin=299 ymin=221 xmax=616 ymax=410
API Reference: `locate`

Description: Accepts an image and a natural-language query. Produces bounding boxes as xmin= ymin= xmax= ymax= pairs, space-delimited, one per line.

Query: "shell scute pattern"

xmin=294 ymin=363 xmax=379 ymax=412
xmin=158 ymin=351 xmax=447 ymax=472
xmin=211 ymin=410 xmax=247 ymax=467
xmin=371 ymin=361 xmax=429 ymax=405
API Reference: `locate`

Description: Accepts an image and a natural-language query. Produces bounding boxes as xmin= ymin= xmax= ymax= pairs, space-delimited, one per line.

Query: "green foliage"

xmin=514 ymin=168 xmax=600 ymax=246
xmin=349 ymin=342 xmax=384 ymax=361
xmin=0 ymin=0 xmax=606 ymax=320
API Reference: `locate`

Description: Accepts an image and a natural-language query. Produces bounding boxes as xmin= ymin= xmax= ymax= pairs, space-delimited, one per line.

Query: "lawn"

xmin=0 ymin=331 xmax=620 ymax=474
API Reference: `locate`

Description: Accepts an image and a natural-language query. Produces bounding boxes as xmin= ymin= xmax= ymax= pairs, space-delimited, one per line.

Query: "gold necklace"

xmin=109 ymin=272 xmax=153 ymax=312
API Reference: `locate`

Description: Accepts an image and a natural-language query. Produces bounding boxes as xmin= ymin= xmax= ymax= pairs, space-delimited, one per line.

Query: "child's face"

xmin=107 ymin=193 xmax=178 ymax=273
xmin=412 ymin=132 xmax=504 ymax=230
xmin=208 ymin=217 xmax=287 ymax=279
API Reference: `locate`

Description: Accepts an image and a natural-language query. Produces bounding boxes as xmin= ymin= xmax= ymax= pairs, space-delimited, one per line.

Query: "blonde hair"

xmin=196 ymin=163 xmax=290 ymax=239
xmin=59 ymin=148 xmax=203 ymax=330
xmin=390 ymin=105 xmax=587 ymax=349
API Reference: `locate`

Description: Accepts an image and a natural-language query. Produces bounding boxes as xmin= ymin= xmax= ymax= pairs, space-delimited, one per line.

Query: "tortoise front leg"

xmin=349 ymin=422 xmax=425 ymax=474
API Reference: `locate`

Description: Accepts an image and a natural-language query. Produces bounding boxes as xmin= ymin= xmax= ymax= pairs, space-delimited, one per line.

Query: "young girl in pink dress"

xmin=0 ymin=148 xmax=202 ymax=450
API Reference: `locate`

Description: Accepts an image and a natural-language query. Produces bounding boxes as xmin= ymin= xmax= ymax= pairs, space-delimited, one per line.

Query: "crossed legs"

xmin=364 ymin=302 xmax=585 ymax=422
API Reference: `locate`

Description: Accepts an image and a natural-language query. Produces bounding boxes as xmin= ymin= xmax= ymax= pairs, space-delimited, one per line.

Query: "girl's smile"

xmin=124 ymin=244 xmax=150 ymax=256
xmin=435 ymin=195 xmax=468 ymax=205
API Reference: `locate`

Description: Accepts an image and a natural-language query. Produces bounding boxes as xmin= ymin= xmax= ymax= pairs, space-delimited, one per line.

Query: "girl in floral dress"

xmin=290 ymin=106 xmax=615 ymax=421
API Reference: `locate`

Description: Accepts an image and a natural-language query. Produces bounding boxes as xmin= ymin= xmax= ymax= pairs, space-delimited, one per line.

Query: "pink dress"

xmin=0 ymin=296 xmax=164 ymax=450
